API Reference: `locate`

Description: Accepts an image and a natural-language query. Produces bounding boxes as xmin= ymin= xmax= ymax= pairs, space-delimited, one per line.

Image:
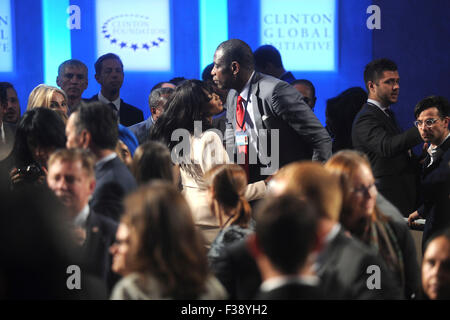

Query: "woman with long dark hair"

xmin=150 ymin=80 xmax=266 ymax=246
xmin=110 ymin=181 xmax=227 ymax=300
xmin=9 ymin=108 xmax=66 ymax=188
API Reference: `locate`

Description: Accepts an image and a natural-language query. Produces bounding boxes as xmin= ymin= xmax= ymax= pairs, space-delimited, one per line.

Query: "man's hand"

xmin=407 ymin=210 xmax=421 ymax=228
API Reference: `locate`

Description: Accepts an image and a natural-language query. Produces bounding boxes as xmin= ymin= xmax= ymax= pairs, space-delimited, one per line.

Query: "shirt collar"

xmin=260 ymin=275 xmax=320 ymax=292
xmin=367 ymin=98 xmax=390 ymax=113
xmin=95 ymin=152 xmax=117 ymax=170
xmin=0 ymin=122 xmax=4 ymax=144
xmin=428 ymin=132 xmax=450 ymax=152
xmin=73 ymin=204 xmax=90 ymax=228
xmin=239 ymin=71 xmax=255 ymax=101
xmin=98 ymin=91 xmax=121 ymax=111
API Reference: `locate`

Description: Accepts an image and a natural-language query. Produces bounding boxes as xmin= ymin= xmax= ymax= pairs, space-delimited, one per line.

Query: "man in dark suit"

xmin=0 ymin=93 xmax=16 ymax=164
xmin=46 ymin=148 xmax=119 ymax=292
xmin=66 ymin=101 xmax=137 ymax=221
xmin=352 ymin=58 xmax=422 ymax=216
xmin=213 ymin=162 xmax=403 ymax=299
xmin=408 ymin=96 xmax=450 ymax=247
xmin=87 ymin=53 xmax=143 ymax=126
xmin=211 ymin=39 xmax=331 ymax=183
xmin=253 ymin=44 xmax=296 ymax=84
xmin=56 ymin=59 xmax=89 ymax=115
xmin=250 ymin=195 xmax=324 ymax=300
xmin=128 ymin=87 xmax=174 ymax=145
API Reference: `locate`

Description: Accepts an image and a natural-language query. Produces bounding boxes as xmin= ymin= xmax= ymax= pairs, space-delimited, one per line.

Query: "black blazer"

xmin=81 ymin=210 xmax=119 ymax=292
xmin=418 ymin=137 xmax=450 ymax=246
xmin=90 ymin=156 xmax=137 ymax=221
xmin=224 ymin=72 xmax=331 ymax=183
xmin=352 ymin=103 xmax=423 ymax=216
xmin=213 ymin=229 xmax=404 ymax=300
xmin=87 ymin=94 xmax=144 ymax=126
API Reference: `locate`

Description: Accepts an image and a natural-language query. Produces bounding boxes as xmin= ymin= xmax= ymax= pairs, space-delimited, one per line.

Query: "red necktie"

xmin=236 ymin=95 xmax=249 ymax=179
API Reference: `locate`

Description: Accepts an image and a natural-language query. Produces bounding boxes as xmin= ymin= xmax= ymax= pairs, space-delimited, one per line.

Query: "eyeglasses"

xmin=351 ymin=183 xmax=376 ymax=196
xmin=414 ymin=118 xmax=438 ymax=128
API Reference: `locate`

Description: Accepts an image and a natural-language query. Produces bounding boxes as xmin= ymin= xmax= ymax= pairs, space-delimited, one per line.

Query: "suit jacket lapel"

xmin=367 ymin=103 xmax=400 ymax=134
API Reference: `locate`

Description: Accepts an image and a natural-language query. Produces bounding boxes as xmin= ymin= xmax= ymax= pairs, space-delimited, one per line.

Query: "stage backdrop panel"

xmin=96 ymin=0 xmax=171 ymax=71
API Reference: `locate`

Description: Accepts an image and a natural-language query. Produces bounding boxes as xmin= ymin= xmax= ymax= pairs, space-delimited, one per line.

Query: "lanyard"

xmin=236 ymin=74 xmax=254 ymax=131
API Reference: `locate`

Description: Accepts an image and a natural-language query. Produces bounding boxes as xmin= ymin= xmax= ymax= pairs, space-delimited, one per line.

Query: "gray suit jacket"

xmin=225 ymin=72 xmax=331 ymax=182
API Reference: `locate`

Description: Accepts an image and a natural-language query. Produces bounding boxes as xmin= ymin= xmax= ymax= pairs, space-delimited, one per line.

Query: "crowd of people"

xmin=0 ymin=39 xmax=449 ymax=300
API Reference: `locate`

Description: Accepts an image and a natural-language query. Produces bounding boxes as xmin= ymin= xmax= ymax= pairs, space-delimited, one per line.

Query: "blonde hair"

xmin=274 ymin=161 xmax=342 ymax=222
xmin=27 ymin=84 xmax=68 ymax=121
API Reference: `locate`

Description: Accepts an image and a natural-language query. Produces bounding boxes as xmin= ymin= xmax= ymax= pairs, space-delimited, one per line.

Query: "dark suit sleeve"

xmin=353 ymin=112 xmax=422 ymax=158
xmin=271 ymin=81 xmax=332 ymax=162
xmin=90 ymin=181 xmax=127 ymax=221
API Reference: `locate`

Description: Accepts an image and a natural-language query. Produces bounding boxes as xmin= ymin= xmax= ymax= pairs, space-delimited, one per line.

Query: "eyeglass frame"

xmin=414 ymin=118 xmax=439 ymax=128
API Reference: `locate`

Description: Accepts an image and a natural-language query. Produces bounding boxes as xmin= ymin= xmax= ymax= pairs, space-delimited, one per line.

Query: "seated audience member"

xmin=56 ymin=59 xmax=89 ymax=114
xmin=87 ymin=53 xmax=143 ymax=126
xmin=0 ymin=82 xmax=21 ymax=124
xmin=150 ymin=80 xmax=266 ymax=246
xmin=65 ymin=101 xmax=137 ymax=221
xmin=253 ymin=44 xmax=296 ymax=84
xmin=128 ymin=87 xmax=174 ymax=145
xmin=325 ymin=150 xmax=420 ymax=299
xmin=292 ymin=79 xmax=317 ymax=111
xmin=27 ymin=84 xmax=69 ymax=123
xmin=326 ymin=87 xmax=367 ymax=153
xmin=206 ymin=164 xmax=253 ymax=267
xmin=131 ymin=140 xmax=178 ymax=186
xmin=110 ymin=181 xmax=227 ymax=300
xmin=250 ymin=195 xmax=323 ymax=300
xmin=408 ymin=96 xmax=450 ymax=248
xmin=421 ymin=228 xmax=450 ymax=300
xmin=9 ymin=108 xmax=66 ymax=189
xmin=214 ymin=162 xmax=403 ymax=299
xmin=47 ymin=148 xmax=118 ymax=292
xmin=0 ymin=184 xmax=106 ymax=299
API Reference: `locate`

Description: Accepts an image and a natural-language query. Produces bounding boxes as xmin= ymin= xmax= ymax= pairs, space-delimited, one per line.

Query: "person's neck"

xmin=235 ymin=70 xmax=253 ymax=94
xmin=368 ymin=95 xmax=389 ymax=108
xmin=93 ymin=148 xmax=114 ymax=162
xmin=431 ymin=131 xmax=450 ymax=148
xmin=274 ymin=68 xmax=286 ymax=79
xmin=68 ymin=96 xmax=82 ymax=108
xmin=101 ymin=88 xmax=120 ymax=101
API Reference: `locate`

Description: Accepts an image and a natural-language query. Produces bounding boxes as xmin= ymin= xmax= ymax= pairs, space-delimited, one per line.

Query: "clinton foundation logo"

xmin=101 ymin=14 xmax=165 ymax=52
xmin=96 ymin=0 xmax=171 ymax=71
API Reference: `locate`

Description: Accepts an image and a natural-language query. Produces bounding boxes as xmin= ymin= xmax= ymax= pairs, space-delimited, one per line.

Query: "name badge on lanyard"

xmin=236 ymin=131 xmax=248 ymax=146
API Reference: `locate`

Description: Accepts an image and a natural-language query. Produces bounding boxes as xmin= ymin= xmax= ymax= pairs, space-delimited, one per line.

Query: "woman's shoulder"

xmin=110 ymin=272 xmax=165 ymax=300
xmin=200 ymin=275 xmax=228 ymax=300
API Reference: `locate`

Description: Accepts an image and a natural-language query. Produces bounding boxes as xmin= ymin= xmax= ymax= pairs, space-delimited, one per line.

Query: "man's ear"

xmin=367 ymin=80 xmax=375 ymax=93
xmin=231 ymin=61 xmax=240 ymax=77
xmin=88 ymin=178 xmax=96 ymax=195
xmin=80 ymin=129 xmax=91 ymax=149
xmin=56 ymin=76 xmax=62 ymax=88
xmin=94 ymin=73 xmax=101 ymax=84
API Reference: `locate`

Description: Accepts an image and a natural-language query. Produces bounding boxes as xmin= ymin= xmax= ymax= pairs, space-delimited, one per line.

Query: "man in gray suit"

xmin=211 ymin=39 xmax=331 ymax=183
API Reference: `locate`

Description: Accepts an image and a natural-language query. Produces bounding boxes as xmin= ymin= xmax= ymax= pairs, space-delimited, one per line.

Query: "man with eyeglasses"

xmin=408 ymin=96 xmax=450 ymax=248
xmin=352 ymin=58 xmax=423 ymax=217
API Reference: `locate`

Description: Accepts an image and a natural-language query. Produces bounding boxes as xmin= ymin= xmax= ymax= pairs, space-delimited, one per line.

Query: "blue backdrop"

xmin=1 ymin=0 xmax=449 ymax=128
